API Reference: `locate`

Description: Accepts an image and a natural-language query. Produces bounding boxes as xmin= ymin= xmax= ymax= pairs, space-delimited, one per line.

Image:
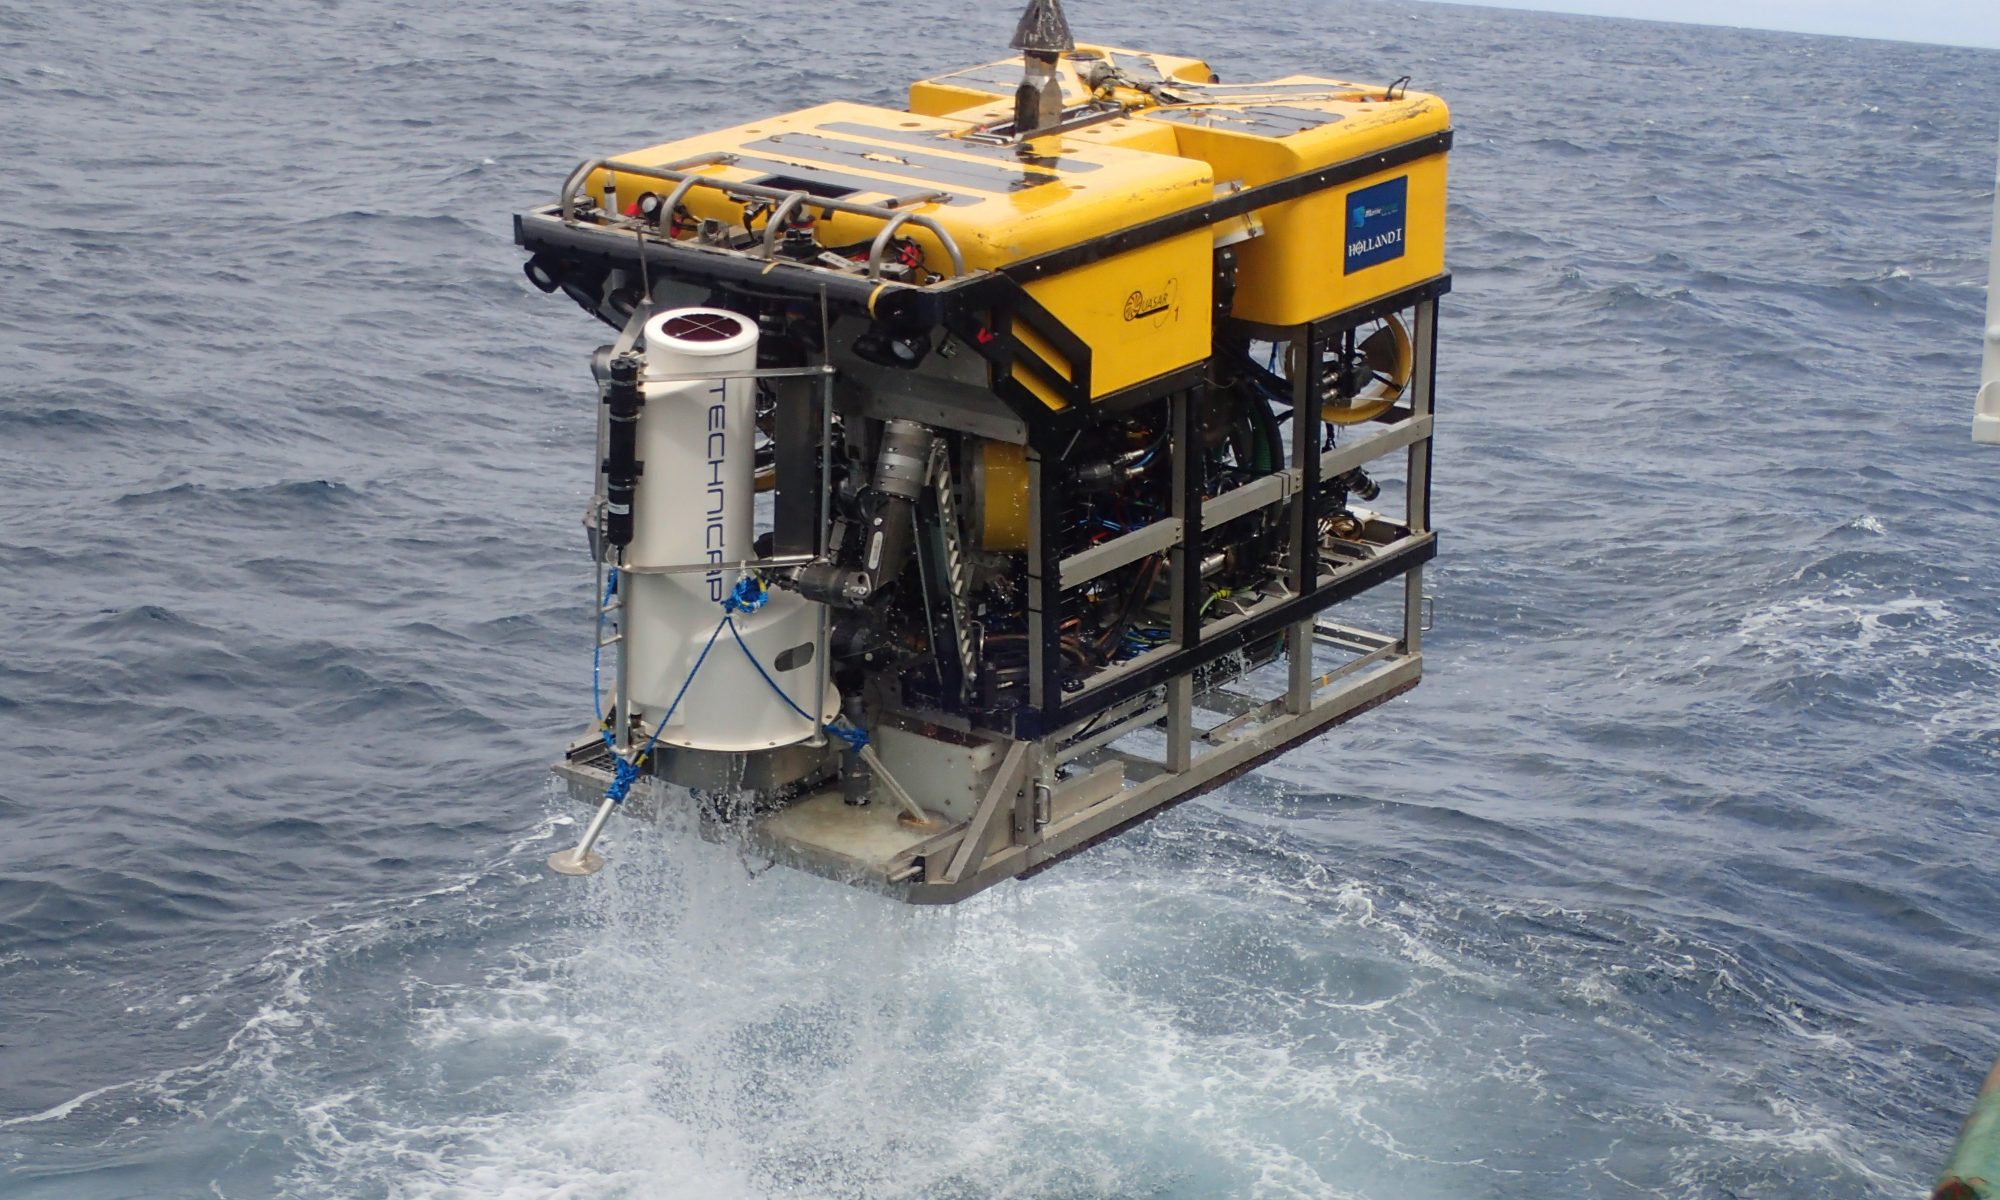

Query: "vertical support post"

xmin=1977 ymin=127 xmax=2000 ymax=445
xmin=1292 ymin=324 xmax=1325 ymax=586
xmin=771 ymin=380 xmax=821 ymax=557
xmin=613 ymin=549 xmax=633 ymax=753
xmin=811 ymin=290 xmax=836 ymax=746
xmin=1166 ymin=678 xmax=1195 ymax=772
xmin=816 ymin=292 xmax=836 ymax=552
xmin=1166 ymin=386 xmax=1202 ymax=772
xmin=1026 ymin=436 xmax=1063 ymax=724
xmin=1406 ymin=299 xmax=1437 ymax=534
xmin=1286 ymin=323 xmax=1324 ymax=714
xmin=602 ymin=300 xmax=653 ymax=756
xmin=1403 ymin=565 xmax=1426 ymax=656
xmin=1174 ymin=386 xmax=1206 ymax=648
xmin=1403 ymin=298 xmax=1438 ymax=655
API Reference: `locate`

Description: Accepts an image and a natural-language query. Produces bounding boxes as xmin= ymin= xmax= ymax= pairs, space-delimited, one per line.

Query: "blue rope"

xmin=592 ymin=569 xmax=868 ymax=810
xmin=606 ymin=756 xmax=644 ymax=804
xmin=722 ymin=573 xmax=769 ymax=614
xmin=601 ymin=605 xmax=732 ymax=806
xmin=724 ymin=617 xmax=812 ymax=724
xmin=721 ymin=617 xmax=868 ymax=750
xmin=826 ymin=722 xmax=868 ymax=750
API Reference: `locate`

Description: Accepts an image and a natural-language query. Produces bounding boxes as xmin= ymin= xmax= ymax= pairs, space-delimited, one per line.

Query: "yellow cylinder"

xmin=971 ymin=440 xmax=1030 ymax=552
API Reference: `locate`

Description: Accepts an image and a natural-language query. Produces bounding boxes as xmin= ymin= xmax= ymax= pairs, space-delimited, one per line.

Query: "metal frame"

xmin=892 ymin=281 xmax=1444 ymax=899
xmin=899 ymin=652 xmax=1423 ymax=903
xmin=517 ymin=126 xmax=1454 ymax=399
xmin=1008 ymin=278 xmax=1446 ymax=738
xmin=554 ymin=279 xmax=1446 ymax=902
xmin=533 ymin=125 xmax=1452 ymax=904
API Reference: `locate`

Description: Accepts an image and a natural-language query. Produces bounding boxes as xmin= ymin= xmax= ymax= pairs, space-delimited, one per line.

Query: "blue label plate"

xmin=1344 ymin=176 xmax=1408 ymax=275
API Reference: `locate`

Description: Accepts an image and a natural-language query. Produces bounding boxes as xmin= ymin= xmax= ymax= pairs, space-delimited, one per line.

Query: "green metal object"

xmin=1936 ymin=1062 xmax=2000 ymax=1200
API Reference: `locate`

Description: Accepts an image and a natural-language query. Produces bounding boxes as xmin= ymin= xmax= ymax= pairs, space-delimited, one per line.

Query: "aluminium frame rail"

xmin=1012 ymin=275 xmax=1445 ymax=740
xmin=557 ymin=154 xmax=969 ymax=280
xmin=867 ymin=278 xmax=1445 ymax=901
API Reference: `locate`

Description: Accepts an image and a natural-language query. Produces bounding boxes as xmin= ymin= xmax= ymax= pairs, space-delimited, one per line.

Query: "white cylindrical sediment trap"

xmin=628 ymin=308 xmax=759 ymax=583
xmin=622 ymin=307 xmax=835 ymax=752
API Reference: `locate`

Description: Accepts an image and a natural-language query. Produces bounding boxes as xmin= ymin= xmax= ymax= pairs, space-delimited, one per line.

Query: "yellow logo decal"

xmin=1122 ymin=277 xmax=1179 ymax=326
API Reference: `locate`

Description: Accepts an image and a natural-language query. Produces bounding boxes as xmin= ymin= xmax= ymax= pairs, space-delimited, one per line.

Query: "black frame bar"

xmin=1003 ymin=281 xmax=1448 ymax=739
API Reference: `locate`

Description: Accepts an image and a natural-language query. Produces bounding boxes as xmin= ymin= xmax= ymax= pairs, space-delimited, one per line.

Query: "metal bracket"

xmin=939 ymin=740 xmax=1031 ymax=885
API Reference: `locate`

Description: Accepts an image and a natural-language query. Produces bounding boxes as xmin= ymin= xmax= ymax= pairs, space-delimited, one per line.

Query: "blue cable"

xmin=604 ymin=612 xmax=730 ymax=804
xmin=592 ymin=566 xmax=619 ymax=729
xmin=722 ymin=617 xmax=868 ymax=750
xmin=592 ymin=568 xmax=867 ymax=808
xmin=594 ymin=563 xmax=733 ymax=804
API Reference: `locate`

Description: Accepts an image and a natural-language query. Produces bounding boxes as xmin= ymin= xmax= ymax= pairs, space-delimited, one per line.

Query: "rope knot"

xmin=826 ymin=719 xmax=869 ymax=751
xmin=723 ymin=573 xmax=769 ymax=614
xmin=607 ymin=756 xmax=641 ymax=804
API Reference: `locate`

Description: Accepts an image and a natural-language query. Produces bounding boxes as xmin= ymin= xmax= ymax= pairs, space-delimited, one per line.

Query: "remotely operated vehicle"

xmin=517 ymin=0 xmax=1452 ymax=902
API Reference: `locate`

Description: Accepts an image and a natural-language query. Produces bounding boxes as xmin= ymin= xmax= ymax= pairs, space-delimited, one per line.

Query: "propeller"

xmin=1320 ymin=314 xmax=1413 ymax=427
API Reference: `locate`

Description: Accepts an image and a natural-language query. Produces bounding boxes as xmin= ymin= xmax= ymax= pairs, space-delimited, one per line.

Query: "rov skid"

xmin=518 ymin=1 xmax=1451 ymax=902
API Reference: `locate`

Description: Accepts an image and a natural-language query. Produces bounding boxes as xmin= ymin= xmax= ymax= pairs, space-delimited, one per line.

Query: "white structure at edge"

xmin=623 ymin=307 xmax=834 ymax=751
xmin=1975 ymin=128 xmax=2000 ymax=445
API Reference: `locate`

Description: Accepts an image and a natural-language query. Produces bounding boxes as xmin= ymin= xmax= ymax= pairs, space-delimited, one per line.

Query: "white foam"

xmin=18 ymin=796 xmax=1924 ymax=1197
xmin=245 ymin=814 xmax=1510 ymax=1199
xmin=1735 ymin=590 xmax=1951 ymax=663
xmin=1734 ymin=580 xmax=2000 ymax=747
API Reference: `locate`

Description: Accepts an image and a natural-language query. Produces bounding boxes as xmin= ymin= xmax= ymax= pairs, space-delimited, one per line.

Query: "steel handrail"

xmin=760 ymin=191 xmax=812 ymax=260
xmin=659 ymin=174 xmax=706 ymax=234
xmin=558 ymin=153 xmax=731 ymax=221
xmin=866 ymin=209 xmax=924 ymax=279
xmin=558 ymin=156 xmax=968 ymax=279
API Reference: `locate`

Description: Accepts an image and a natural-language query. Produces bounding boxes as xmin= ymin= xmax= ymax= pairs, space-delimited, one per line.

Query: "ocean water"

xmin=3 ymin=0 xmax=1998 ymax=1195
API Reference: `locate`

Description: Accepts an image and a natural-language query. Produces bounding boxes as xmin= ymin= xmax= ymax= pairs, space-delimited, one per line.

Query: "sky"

xmin=1446 ymin=0 xmax=2000 ymax=50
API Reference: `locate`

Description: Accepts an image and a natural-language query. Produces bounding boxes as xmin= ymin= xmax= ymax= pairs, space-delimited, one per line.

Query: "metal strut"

xmin=603 ymin=557 xmax=633 ymax=754
xmin=928 ymin=440 xmax=979 ymax=704
xmin=553 ymin=557 xmax=634 ymax=877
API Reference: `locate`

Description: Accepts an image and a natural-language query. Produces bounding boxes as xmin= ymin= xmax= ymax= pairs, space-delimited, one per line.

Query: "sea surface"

xmin=3 ymin=1 xmax=1999 ymax=1196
